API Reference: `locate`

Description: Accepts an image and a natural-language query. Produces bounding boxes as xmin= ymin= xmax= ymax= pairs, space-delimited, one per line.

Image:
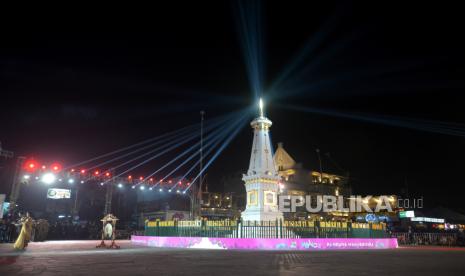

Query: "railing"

xmin=144 ymin=220 xmax=388 ymax=239
xmin=392 ymin=232 xmax=458 ymax=246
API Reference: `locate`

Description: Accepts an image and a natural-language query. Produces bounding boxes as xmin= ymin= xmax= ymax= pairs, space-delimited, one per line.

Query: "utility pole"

xmin=198 ymin=111 xmax=205 ymax=217
xmin=191 ymin=111 xmax=205 ymax=219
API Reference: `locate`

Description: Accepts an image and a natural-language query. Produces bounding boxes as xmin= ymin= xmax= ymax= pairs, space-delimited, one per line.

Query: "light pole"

xmin=193 ymin=110 xmax=205 ymax=219
xmin=9 ymin=156 xmax=25 ymax=216
xmin=316 ymin=148 xmax=323 ymax=183
xmin=73 ymin=185 xmax=79 ymax=217
xmin=103 ymin=168 xmax=115 ymax=215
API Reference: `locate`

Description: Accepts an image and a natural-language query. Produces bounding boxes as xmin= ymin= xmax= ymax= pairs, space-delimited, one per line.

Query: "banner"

xmin=0 ymin=194 xmax=5 ymax=219
xmin=131 ymin=236 xmax=398 ymax=250
xmin=47 ymin=188 xmax=71 ymax=199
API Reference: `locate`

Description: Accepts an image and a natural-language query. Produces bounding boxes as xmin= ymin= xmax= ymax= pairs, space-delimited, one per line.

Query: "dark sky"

xmin=1 ymin=2 xmax=464 ymax=210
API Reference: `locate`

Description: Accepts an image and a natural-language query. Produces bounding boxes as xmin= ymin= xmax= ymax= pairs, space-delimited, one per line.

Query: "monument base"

xmin=241 ymin=208 xmax=283 ymax=222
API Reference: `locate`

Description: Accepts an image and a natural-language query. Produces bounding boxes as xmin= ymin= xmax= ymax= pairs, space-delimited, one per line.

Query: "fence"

xmin=392 ymin=232 xmax=458 ymax=246
xmin=144 ymin=220 xmax=388 ymax=239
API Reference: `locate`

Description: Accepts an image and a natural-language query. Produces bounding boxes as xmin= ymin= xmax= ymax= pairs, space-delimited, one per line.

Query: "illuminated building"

xmin=273 ymin=142 xmax=352 ymax=220
xmin=200 ymin=192 xmax=240 ymax=219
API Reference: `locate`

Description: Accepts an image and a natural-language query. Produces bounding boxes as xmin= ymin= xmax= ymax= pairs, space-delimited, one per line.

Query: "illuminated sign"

xmin=399 ymin=210 xmax=415 ymax=218
xmin=365 ymin=214 xmax=377 ymax=222
xmin=410 ymin=217 xmax=444 ymax=223
xmin=0 ymin=194 xmax=6 ymax=219
xmin=47 ymin=188 xmax=71 ymax=199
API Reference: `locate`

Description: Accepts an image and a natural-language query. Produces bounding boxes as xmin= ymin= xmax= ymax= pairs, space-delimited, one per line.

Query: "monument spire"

xmin=241 ymin=98 xmax=283 ymax=221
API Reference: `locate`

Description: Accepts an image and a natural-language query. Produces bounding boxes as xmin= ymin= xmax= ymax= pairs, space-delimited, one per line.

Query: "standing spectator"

xmin=408 ymin=226 xmax=414 ymax=245
xmin=0 ymin=220 xmax=7 ymax=242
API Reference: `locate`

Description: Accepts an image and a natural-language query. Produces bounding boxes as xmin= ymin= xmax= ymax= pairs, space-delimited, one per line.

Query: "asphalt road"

xmin=1 ymin=241 xmax=465 ymax=275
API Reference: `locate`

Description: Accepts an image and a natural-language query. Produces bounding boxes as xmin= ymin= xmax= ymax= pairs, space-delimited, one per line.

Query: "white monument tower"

xmin=241 ymin=98 xmax=283 ymax=221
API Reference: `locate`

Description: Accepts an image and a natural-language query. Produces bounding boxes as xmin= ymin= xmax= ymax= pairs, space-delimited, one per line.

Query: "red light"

xmin=24 ymin=160 xmax=39 ymax=172
xmin=139 ymin=176 xmax=144 ymax=181
xmin=94 ymin=170 xmax=99 ymax=175
xmin=105 ymin=172 xmax=110 ymax=177
xmin=42 ymin=165 xmax=46 ymax=170
xmin=150 ymin=178 xmax=154 ymax=182
xmin=50 ymin=162 xmax=62 ymax=172
xmin=71 ymin=169 xmax=75 ymax=172
xmin=178 ymin=181 xmax=182 ymax=185
xmin=168 ymin=180 xmax=172 ymax=184
xmin=81 ymin=169 xmax=86 ymax=174
xmin=128 ymin=175 xmax=132 ymax=179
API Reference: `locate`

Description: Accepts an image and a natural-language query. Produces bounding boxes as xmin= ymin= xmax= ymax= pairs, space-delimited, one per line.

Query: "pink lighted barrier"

xmin=131 ymin=236 xmax=398 ymax=250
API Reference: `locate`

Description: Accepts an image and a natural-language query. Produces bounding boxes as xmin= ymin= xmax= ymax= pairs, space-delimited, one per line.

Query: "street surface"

xmin=1 ymin=240 xmax=465 ymax=275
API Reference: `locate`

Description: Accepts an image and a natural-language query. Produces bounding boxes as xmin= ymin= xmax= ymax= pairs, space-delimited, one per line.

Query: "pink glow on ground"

xmin=131 ymin=236 xmax=398 ymax=250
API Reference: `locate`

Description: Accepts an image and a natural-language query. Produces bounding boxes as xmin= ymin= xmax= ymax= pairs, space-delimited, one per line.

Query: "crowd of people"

xmin=1 ymin=215 xmax=104 ymax=244
xmin=47 ymin=221 xmax=101 ymax=240
xmin=0 ymin=217 xmax=21 ymax=243
xmin=390 ymin=226 xmax=465 ymax=246
xmin=1 ymin=212 xmax=136 ymax=248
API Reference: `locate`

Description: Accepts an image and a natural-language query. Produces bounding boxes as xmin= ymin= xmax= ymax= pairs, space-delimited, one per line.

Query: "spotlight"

xmin=182 ymin=191 xmax=186 ymax=194
xmin=68 ymin=179 xmax=74 ymax=184
xmin=149 ymin=187 xmax=153 ymax=191
xmin=159 ymin=188 xmax=163 ymax=192
xmin=131 ymin=185 xmax=135 ymax=189
xmin=176 ymin=190 xmax=180 ymax=193
xmin=24 ymin=160 xmax=39 ymax=172
xmin=140 ymin=186 xmax=145 ymax=190
xmin=58 ymin=179 xmax=63 ymax=182
xmin=80 ymin=180 xmax=85 ymax=184
xmin=168 ymin=189 xmax=172 ymax=192
xmin=50 ymin=163 xmax=62 ymax=172
xmin=23 ymin=175 xmax=30 ymax=180
xmin=41 ymin=173 xmax=56 ymax=185
xmin=35 ymin=176 xmax=39 ymax=180
xmin=100 ymin=182 xmax=104 ymax=186
xmin=117 ymin=183 xmax=123 ymax=188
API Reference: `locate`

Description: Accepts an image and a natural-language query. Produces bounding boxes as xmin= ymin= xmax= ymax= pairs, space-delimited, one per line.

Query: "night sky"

xmin=1 ymin=2 xmax=464 ymax=210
